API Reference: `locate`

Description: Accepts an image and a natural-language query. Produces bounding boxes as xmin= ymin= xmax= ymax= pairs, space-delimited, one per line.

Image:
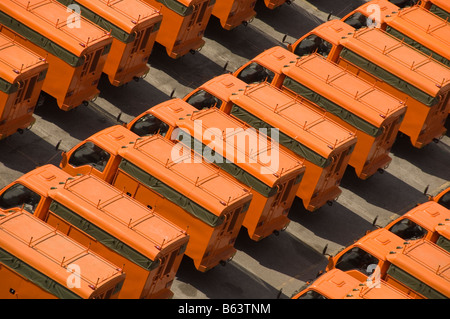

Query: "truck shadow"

xmin=174 ymin=229 xmax=328 ymax=299
xmin=288 ymin=198 xmax=375 ymax=248
xmin=390 ymin=133 xmax=450 ymax=182
xmin=253 ymin=0 xmax=325 ymax=40
xmin=303 ymin=0 xmax=367 ymax=18
xmin=33 ymin=96 xmax=116 ymax=143
xmin=0 ymin=129 xmax=62 ymax=188
xmin=340 ymin=166 xmax=427 ymax=216
xmin=173 ymin=254 xmax=284 ymax=299
xmin=97 ymin=73 xmax=171 ymax=119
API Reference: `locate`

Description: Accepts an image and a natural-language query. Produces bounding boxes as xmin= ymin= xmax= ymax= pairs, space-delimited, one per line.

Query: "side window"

xmin=0 ymin=183 xmax=41 ymax=214
xmin=68 ymin=141 xmax=111 ymax=172
xmin=129 ymin=114 xmax=169 ymax=137
xmin=388 ymin=218 xmax=427 ymax=241
xmin=437 ymin=191 xmax=450 ymax=209
xmin=296 ymin=290 xmax=327 ymax=299
xmin=388 ymin=0 xmax=419 ymax=8
xmin=293 ymin=34 xmax=332 ymax=58
xmin=335 ymin=247 xmax=379 ymax=276
xmin=236 ymin=62 xmax=275 ymax=84
xmin=343 ymin=12 xmax=368 ymax=29
xmin=185 ymin=90 xmax=222 ymax=110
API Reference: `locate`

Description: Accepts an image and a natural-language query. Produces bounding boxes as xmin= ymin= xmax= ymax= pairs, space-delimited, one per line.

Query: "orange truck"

xmin=59 ymin=125 xmax=253 ymax=272
xmin=142 ymin=0 xmax=215 ymax=59
xmin=233 ymin=48 xmax=407 ymax=180
xmin=384 ymin=201 xmax=450 ymax=252
xmin=212 ymin=0 xmax=256 ymax=30
xmin=286 ymin=19 xmax=450 ymax=148
xmin=325 ymin=228 xmax=450 ymax=299
xmin=419 ymin=0 xmax=450 ymax=20
xmin=0 ymin=164 xmax=189 ymax=299
xmin=55 ymin=0 xmax=163 ymax=87
xmin=0 ymin=33 xmax=48 ymax=140
xmin=127 ymin=99 xmax=306 ymax=240
xmin=291 ymin=268 xmax=412 ymax=299
xmin=0 ymin=0 xmax=113 ymax=111
xmin=182 ymin=74 xmax=357 ymax=211
xmin=342 ymin=0 xmax=450 ymax=67
xmin=0 ymin=207 xmax=126 ymax=299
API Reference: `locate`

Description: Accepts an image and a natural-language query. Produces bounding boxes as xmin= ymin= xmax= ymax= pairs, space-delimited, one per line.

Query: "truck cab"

xmin=59 ymin=124 xmax=254 ymax=271
xmin=326 ymin=228 xmax=450 ymax=299
xmin=0 ymin=164 xmax=189 ymax=299
xmin=286 ymin=19 xmax=450 ymax=149
xmin=341 ymin=0 xmax=450 ymax=67
xmin=384 ymin=201 xmax=450 ymax=252
xmin=127 ymin=98 xmax=306 ymax=239
xmin=233 ymin=47 xmax=407 ymax=180
xmin=181 ymin=74 xmax=358 ymax=211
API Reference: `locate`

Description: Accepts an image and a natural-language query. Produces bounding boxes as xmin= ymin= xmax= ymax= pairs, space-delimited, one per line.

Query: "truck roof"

xmin=0 ymin=208 xmax=125 ymax=298
xmin=295 ymin=268 xmax=411 ymax=299
xmin=282 ymin=53 xmax=407 ymax=128
xmin=65 ymin=0 xmax=163 ymax=36
xmin=343 ymin=0 xmax=399 ymax=25
xmin=346 ymin=1 xmax=450 ymax=62
xmin=88 ymin=125 xmax=253 ymax=217
xmin=0 ymin=33 xmax=48 ymax=85
xmin=17 ymin=164 xmax=189 ymax=259
xmin=387 ymin=239 xmax=450 ymax=297
xmin=385 ymin=5 xmax=450 ymax=52
xmin=398 ymin=201 xmax=450 ymax=233
xmin=228 ymin=79 xmax=358 ymax=159
xmin=427 ymin=0 xmax=450 ymax=10
xmin=246 ymin=45 xmax=300 ymax=75
xmin=190 ymin=73 xmax=248 ymax=103
xmin=298 ymin=19 xmax=355 ymax=48
xmin=339 ymin=23 xmax=450 ymax=98
xmin=0 ymin=0 xmax=112 ymax=56
xmin=150 ymin=99 xmax=306 ymax=187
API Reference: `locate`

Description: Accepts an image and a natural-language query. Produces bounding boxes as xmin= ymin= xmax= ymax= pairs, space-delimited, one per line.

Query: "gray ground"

xmin=0 ymin=0 xmax=448 ymax=300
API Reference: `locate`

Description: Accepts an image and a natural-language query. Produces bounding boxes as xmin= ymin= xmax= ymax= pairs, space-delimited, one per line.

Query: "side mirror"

xmin=322 ymin=244 xmax=332 ymax=257
xmin=423 ymin=185 xmax=434 ymax=200
xmin=371 ymin=215 xmax=381 ymax=229
xmin=282 ymin=34 xmax=292 ymax=51
xmin=55 ymin=140 xmax=62 ymax=151
xmin=327 ymin=12 xmax=333 ymax=21
xmin=117 ymin=112 xmax=125 ymax=124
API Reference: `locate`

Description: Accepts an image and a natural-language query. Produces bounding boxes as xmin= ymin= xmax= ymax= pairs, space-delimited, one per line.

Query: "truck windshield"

xmin=68 ymin=141 xmax=111 ymax=172
xmin=437 ymin=191 xmax=450 ymax=209
xmin=0 ymin=183 xmax=41 ymax=214
xmin=129 ymin=114 xmax=169 ymax=137
xmin=296 ymin=290 xmax=327 ymax=299
xmin=388 ymin=0 xmax=420 ymax=8
xmin=343 ymin=12 xmax=369 ymax=29
xmin=185 ymin=90 xmax=223 ymax=110
xmin=335 ymin=247 xmax=379 ymax=275
xmin=236 ymin=62 xmax=275 ymax=84
xmin=388 ymin=218 xmax=427 ymax=241
xmin=293 ymin=34 xmax=332 ymax=58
